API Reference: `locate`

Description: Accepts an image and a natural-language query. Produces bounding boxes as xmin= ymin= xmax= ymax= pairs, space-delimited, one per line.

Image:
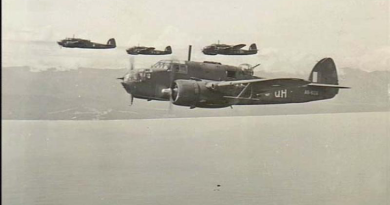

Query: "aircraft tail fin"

xmin=309 ymin=58 xmax=339 ymax=85
xmin=308 ymin=58 xmax=350 ymax=98
xmin=249 ymin=43 xmax=257 ymax=51
xmin=165 ymin=46 xmax=172 ymax=53
xmin=107 ymin=38 xmax=116 ymax=47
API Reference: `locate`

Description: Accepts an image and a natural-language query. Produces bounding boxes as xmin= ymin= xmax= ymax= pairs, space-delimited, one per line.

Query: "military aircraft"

xmin=202 ymin=43 xmax=257 ymax=55
xmin=57 ymin=37 xmax=116 ymax=49
xmin=118 ymin=46 xmax=349 ymax=109
xmin=126 ymin=46 xmax=172 ymax=55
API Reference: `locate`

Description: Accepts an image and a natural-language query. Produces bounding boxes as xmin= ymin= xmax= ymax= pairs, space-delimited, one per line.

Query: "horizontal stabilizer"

xmin=308 ymin=83 xmax=350 ymax=89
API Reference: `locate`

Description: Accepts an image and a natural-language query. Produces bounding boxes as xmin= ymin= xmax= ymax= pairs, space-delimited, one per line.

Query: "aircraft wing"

xmin=206 ymin=78 xmax=310 ymax=90
xmin=146 ymin=47 xmax=156 ymax=51
xmin=231 ymin=44 xmax=246 ymax=50
xmin=220 ymin=44 xmax=246 ymax=51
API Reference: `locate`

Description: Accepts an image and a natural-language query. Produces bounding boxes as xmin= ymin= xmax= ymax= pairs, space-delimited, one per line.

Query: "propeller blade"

xmin=167 ymin=56 xmax=179 ymax=113
xmin=130 ymin=56 xmax=134 ymax=71
xmin=124 ymin=56 xmax=135 ymax=107
xmin=168 ymin=70 xmax=175 ymax=112
xmin=168 ymin=96 xmax=173 ymax=112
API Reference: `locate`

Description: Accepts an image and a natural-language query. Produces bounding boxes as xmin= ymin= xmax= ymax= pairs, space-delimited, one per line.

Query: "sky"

xmin=2 ymin=0 xmax=389 ymax=72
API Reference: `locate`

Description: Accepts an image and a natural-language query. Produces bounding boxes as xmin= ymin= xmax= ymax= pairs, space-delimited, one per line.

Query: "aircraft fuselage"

xmin=120 ymin=60 xmax=341 ymax=108
xmin=57 ymin=38 xmax=116 ymax=49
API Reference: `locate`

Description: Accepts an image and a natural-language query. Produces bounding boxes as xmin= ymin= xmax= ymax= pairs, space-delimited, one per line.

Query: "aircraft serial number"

xmin=304 ymin=90 xmax=319 ymax=95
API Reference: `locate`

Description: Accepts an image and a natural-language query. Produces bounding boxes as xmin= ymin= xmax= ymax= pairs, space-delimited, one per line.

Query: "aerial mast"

xmin=187 ymin=45 xmax=192 ymax=61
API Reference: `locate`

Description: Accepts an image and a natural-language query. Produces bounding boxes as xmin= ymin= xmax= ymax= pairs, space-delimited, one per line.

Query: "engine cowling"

xmin=171 ymin=80 xmax=219 ymax=107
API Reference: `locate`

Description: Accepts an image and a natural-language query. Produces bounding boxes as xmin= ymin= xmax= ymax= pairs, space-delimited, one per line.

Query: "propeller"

xmin=58 ymin=38 xmax=64 ymax=48
xmin=167 ymin=45 xmax=192 ymax=112
xmin=130 ymin=94 xmax=134 ymax=106
xmin=117 ymin=56 xmax=135 ymax=106
xmin=130 ymin=56 xmax=135 ymax=71
xmin=168 ymin=57 xmax=177 ymax=113
xmin=128 ymin=56 xmax=135 ymax=106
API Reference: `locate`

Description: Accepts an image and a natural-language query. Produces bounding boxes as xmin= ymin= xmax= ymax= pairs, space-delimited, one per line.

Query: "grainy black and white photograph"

xmin=2 ymin=0 xmax=390 ymax=204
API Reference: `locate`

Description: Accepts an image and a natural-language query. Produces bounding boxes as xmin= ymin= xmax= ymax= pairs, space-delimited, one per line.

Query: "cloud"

xmin=3 ymin=25 xmax=60 ymax=42
xmin=349 ymin=47 xmax=390 ymax=72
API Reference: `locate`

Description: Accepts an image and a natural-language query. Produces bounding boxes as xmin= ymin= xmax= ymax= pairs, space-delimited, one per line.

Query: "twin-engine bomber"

xmin=202 ymin=43 xmax=258 ymax=55
xmin=126 ymin=46 xmax=172 ymax=55
xmin=57 ymin=37 xmax=116 ymax=49
xmin=118 ymin=57 xmax=349 ymax=109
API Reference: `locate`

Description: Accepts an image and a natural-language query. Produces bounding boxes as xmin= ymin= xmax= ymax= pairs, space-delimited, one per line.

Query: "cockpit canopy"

xmin=151 ymin=60 xmax=182 ymax=70
xmin=203 ymin=45 xmax=214 ymax=50
xmin=63 ymin=38 xmax=90 ymax=43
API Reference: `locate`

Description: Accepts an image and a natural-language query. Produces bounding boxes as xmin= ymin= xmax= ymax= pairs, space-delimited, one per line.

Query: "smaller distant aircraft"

xmin=126 ymin=46 xmax=172 ymax=55
xmin=57 ymin=37 xmax=116 ymax=49
xmin=202 ymin=43 xmax=257 ymax=55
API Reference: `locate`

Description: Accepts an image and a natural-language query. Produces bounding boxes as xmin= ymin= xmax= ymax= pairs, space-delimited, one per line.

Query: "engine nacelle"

xmin=171 ymin=80 xmax=220 ymax=107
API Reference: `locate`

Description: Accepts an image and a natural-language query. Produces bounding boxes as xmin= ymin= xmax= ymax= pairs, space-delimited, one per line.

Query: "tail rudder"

xmin=107 ymin=38 xmax=116 ymax=47
xmin=308 ymin=58 xmax=350 ymax=99
xmin=308 ymin=58 xmax=341 ymax=98
xmin=309 ymin=58 xmax=338 ymax=85
xmin=165 ymin=46 xmax=172 ymax=54
xmin=249 ymin=43 xmax=257 ymax=51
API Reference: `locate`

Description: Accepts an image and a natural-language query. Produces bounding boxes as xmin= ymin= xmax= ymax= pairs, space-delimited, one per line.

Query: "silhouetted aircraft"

xmin=57 ymin=37 xmax=116 ymax=49
xmin=126 ymin=46 xmax=172 ymax=55
xmin=202 ymin=43 xmax=257 ymax=55
xmin=118 ymin=46 xmax=349 ymax=109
